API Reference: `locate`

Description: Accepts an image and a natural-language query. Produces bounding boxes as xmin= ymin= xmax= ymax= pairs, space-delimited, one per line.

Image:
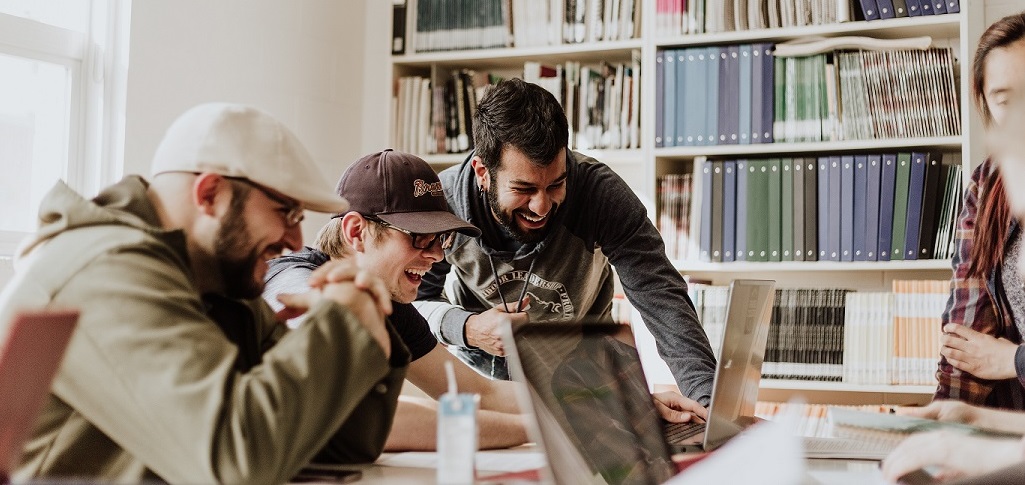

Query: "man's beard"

xmin=214 ymin=196 xmax=265 ymax=299
xmin=487 ymin=174 xmax=556 ymax=244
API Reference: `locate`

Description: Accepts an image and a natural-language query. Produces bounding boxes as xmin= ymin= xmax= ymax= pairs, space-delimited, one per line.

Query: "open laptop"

xmin=502 ymin=279 xmax=775 ymax=484
xmin=0 ymin=309 xmax=79 ymax=479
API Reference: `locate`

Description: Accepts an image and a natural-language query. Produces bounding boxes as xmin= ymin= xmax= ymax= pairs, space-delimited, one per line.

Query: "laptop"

xmin=0 ymin=309 xmax=79 ymax=479
xmin=502 ymin=279 xmax=775 ymax=484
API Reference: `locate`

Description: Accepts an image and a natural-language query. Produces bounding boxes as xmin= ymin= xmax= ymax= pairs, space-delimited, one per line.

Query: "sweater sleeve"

xmin=577 ymin=160 xmax=716 ymax=405
xmin=50 ymin=247 xmax=409 ymax=485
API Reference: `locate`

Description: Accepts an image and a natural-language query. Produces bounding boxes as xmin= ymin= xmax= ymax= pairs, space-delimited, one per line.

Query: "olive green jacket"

xmin=0 ymin=176 xmax=409 ymax=484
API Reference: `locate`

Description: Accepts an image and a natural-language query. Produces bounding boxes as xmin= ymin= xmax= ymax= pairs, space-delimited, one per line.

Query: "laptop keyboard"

xmin=664 ymin=421 xmax=706 ymax=444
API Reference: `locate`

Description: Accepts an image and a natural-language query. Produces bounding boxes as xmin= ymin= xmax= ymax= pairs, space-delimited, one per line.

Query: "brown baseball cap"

xmin=335 ymin=149 xmax=480 ymax=237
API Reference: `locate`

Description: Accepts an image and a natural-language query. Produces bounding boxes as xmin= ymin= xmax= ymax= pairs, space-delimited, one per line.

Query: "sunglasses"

xmin=366 ymin=216 xmax=455 ymax=250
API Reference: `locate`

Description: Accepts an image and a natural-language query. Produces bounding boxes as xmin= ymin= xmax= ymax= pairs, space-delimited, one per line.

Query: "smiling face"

xmin=353 ymin=218 xmax=446 ymax=303
xmin=215 ymin=179 xmax=303 ymax=299
xmin=475 ymin=146 xmax=567 ymax=244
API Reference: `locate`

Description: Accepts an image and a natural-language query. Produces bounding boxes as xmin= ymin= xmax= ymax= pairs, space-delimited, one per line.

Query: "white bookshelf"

xmin=390 ymin=2 xmax=983 ymax=404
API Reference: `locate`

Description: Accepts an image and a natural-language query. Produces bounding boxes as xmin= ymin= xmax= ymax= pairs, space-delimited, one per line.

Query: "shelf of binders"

xmin=655 ymin=135 xmax=962 ymax=159
xmin=673 ymin=259 xmax=951 ymax=272
xmin=655 ymin=14 xmax=960 ymax=47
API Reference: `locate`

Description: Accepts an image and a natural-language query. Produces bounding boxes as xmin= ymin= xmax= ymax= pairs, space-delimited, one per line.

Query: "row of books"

xmin=656 ymin=0 xmax=851 ymax=38
xmin=655 ymin=44 xmax=960 ymax=148
xmin=392 ymin=70 xmax=495 ymax=156
xmin=843 ymin=281 xmax=947 ymax=386
xmin=392 ymin=56 xmax=641 ymax=154
xmin=691 ymin=281 xmax=945 ymax=385
xmin=658 ymin=153 xmax=964 ymax=263
xmin=855 ymin=0 xmax=960 ymax=21
xmin=402 ymin=0 xmax=639 ymax=53
xmin=755 ymin=402 xmax=895 ymax=438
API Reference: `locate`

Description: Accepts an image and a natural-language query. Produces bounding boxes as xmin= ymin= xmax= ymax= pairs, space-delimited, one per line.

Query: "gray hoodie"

xmin=414 ymin=150 xmax=715 ymax=404
xmin=0 ymin=176 xmax=408 ymax=484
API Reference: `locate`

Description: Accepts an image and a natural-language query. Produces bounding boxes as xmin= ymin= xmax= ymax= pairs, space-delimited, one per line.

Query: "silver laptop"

xmin=502 ymin=279 xmax=775 ymax=484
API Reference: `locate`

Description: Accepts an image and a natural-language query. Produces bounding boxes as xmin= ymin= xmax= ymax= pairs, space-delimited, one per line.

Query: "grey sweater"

xmin=414 ymin=150 xmax=715 ymax=404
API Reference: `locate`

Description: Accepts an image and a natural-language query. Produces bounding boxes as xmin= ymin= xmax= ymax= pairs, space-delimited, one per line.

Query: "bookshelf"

xmin=388 ymin=1 xmax=987 ymax=404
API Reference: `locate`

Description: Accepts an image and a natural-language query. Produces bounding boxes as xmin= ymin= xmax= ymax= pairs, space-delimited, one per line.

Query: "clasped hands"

xmin=275 ymin=260 xmax=393 ymax=357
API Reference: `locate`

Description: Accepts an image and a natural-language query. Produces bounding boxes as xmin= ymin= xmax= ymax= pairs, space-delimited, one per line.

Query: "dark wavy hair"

xmin=472 ymin=78 xmax=569 ymax=172
xmin=968 ymin=11 xmax=1025 ymax=278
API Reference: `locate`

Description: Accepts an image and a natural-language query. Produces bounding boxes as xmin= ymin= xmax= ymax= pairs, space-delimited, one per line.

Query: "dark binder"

xmin=720 ymin=46 xmax=741 ymax=145
xmin=903 ymin=152 xmax=930 ymax=260
xmin=817 ymin=157 xmax=830 ymax=261
xmin=865 ymin=154 xmax=882 ymax=261
xmin=793 ymin=159 xmax=806 ymax=262
xmin=680 ymin=49 xmax=697 ymax=146
xmin=932 ymin=0 xmax=947 ymax=15
xmin=392 ymin=1 xmax=407 ymax=54
xmin=676 ymin=49 xmax=689 ymax=146
xmin=768 ymin=158 xmax=782 ymax=262
xmin=917 ymin=153 xmax=946 ymax=259
xmin=878 ymin=153 xmax=898 ymax=261
xmin=891 ymin=153 xmax=913 ymax=261
xmin=759 ymin=44 xmax=775 ymax=144
xmin=828 ymin=156 xmax=842 ymax=262
xmin=947 ymin=0 xmax=959 ymax=13
xmin=663 ymin=49 xmax=677 ymax=147
xmin=736 ymin=160 xmax=749 ymax=261
xmin=739 ymin=44 xmax=753 ymax=145
xmin=782 ymin=159 xmax=795 ymax=261
xmin=712 ymin=162 xmax=724 ymax=262
xmin=700 ymin=160 xmax=713 ymax=261
xmin=703 ymin=47 xmax=720 ymax=146
xmin=892 ymin=0 xmax=909 ymax=16
xmin=906 ymin=0 xmax=923 ymax=16
xmin=876 ymin=0 xmax=897 ymax=18
xmin=804 ymin=158 xmax=819 ymax=261
xmin=841 ymin=155 xmax=855 ymax=262
xmin=724 ymin=160 xmax=738 ymax=262
xmin=748 ymin=160 xmax=770 ymax=262
xmin=852 ymin=155 xmax=869 ymax=261
xmin=920 ymin=0 xmax=934 ymax=15
xmin=655 ymin=50 xmax=665 ymax=148
xmin=858 ymin=0 xmax=882 ymax=20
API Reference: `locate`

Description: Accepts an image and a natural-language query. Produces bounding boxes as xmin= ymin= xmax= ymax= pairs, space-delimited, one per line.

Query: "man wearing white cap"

xmin=0 ymin=103 xmax=407 ymax=484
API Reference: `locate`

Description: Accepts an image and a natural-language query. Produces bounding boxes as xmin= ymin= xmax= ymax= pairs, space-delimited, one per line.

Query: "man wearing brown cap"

xmin=264 ymin=149 xmax=528 ymax=451
xmin=0 ymin=103 xmax=407 ymax=484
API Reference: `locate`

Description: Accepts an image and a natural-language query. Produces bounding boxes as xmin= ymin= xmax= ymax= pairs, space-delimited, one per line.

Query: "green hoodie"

xmin=0 ymin=176 xmax=409 ymax=484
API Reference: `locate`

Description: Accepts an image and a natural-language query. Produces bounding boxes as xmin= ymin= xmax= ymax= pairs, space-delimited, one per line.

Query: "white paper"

xmin=664 ymin=420 xmax=805 ymax=485
xmin=377 ymin=450 xmax=546 ymax=472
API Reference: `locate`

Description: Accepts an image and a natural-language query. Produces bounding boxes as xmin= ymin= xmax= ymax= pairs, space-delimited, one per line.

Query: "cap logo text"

xmin=413 ymin=179 xmax=444 ymax=198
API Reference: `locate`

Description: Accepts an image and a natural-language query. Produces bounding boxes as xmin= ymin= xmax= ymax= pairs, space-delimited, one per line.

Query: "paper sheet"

xmin=377 ymin=450 xmax=546 ymax=472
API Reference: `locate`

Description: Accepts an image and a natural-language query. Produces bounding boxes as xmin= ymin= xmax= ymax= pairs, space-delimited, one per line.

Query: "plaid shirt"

xmin=935 ymin=159 xmax=1025 ymax=409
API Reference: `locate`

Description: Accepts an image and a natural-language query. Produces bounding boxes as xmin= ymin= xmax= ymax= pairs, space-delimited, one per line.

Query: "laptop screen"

xmin=507 ymin=322 xmax=677 ymax=485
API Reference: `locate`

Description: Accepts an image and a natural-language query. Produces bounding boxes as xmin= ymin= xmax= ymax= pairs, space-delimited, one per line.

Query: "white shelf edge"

xmin=393 ymin=38 xmax=645 ymax=66
xmin=655 ymin=136 xmax=963 ymax=159
xmin=655 ymin=15 xmax=961 ymax=47
xmin=761 ymin=379 xmax=935 ymax=394
xmin=673 ymin=259 xmax=952 ymax=272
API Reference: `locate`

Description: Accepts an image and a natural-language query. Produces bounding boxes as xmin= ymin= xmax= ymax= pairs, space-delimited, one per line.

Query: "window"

xmin=0 ymin=0 xmax=130 ymax=254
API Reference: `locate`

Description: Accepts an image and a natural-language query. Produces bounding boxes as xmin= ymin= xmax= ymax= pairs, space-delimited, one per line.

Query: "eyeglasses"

xmin=366 ymin=216 xmax=454 ymax=250
xmin=233 ymin=178 xmax=305 ymax=227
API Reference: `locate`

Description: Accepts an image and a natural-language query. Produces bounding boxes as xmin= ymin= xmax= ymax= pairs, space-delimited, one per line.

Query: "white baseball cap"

xmin=150 ymin=103 xmax=347 ymax=213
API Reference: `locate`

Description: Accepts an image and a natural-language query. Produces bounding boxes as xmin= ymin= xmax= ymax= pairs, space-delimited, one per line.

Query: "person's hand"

xmin=896 ymin=400 xmax=979 ymax=425
xmin=940 ymin=324 xmax=1019 ymax=380
xmin=652 ymin=391 xmax=707 ymax=422
xmin=307 ymin=260 xmax=392 ymax=316
xmin=881 ymin=430 xmax=1023 ymax=482
xmin=465 ymin=297 xmax=529 ymax=356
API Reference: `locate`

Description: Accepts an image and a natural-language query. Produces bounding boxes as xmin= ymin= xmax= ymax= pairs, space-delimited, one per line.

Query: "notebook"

xmin=0 ymin=309 xmax=79 ymax=479
xmin=502 ymin=279 xmax=776 ymax=484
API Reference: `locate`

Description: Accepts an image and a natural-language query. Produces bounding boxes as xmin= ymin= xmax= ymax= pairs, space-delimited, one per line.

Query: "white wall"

xmin=123 ymin=0 xmax=371 ymax=240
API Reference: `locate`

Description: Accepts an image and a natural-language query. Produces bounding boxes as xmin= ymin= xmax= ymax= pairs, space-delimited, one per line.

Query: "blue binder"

xmin=858 ymin=0 xmax=882 ymax=20
xmin=817 ymin=157 xmax=830 ymax=261
xmin=700 ymin=160 xmax=712 ymax=261
xmin=876 ymin=0 xmax=897 ymax=18
xmin=738 ymin=44 xmax=753 ymax=145
xmin=712 ymin=161 xmax=724 ymax=262
xmin=655 ymin=50 xmax=665 ymax=148
xmin=840 ymin=156 xmax=855 ymax=262
xmin=705 ymin=46 xmax=720 ymax=147
xmin=675 ymin=49 xmax=689 ymax=146
xmin=903 ymin=152 xmax=929 ymax=260
xmin=906 ymin=0 xmax=924 ymax=16
xmin=852 ymin=155 xmax=869 ymax=261
xmin=663 ymin=49 xmax=676 ymax=147
xmin=723 ymin=160 xmax=737 ymax=262
xmin=828 ymin=156 xmax=842 ymax=262
xmin=736 ymin=160 xmax=749 ymax=261
xmin=878 ymin=154 xmax=898 ymax=261
xmin=865 ymin=154 xmax=882 ymax=261
xmin=947 ymin=0 xmax=959 ymax=13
